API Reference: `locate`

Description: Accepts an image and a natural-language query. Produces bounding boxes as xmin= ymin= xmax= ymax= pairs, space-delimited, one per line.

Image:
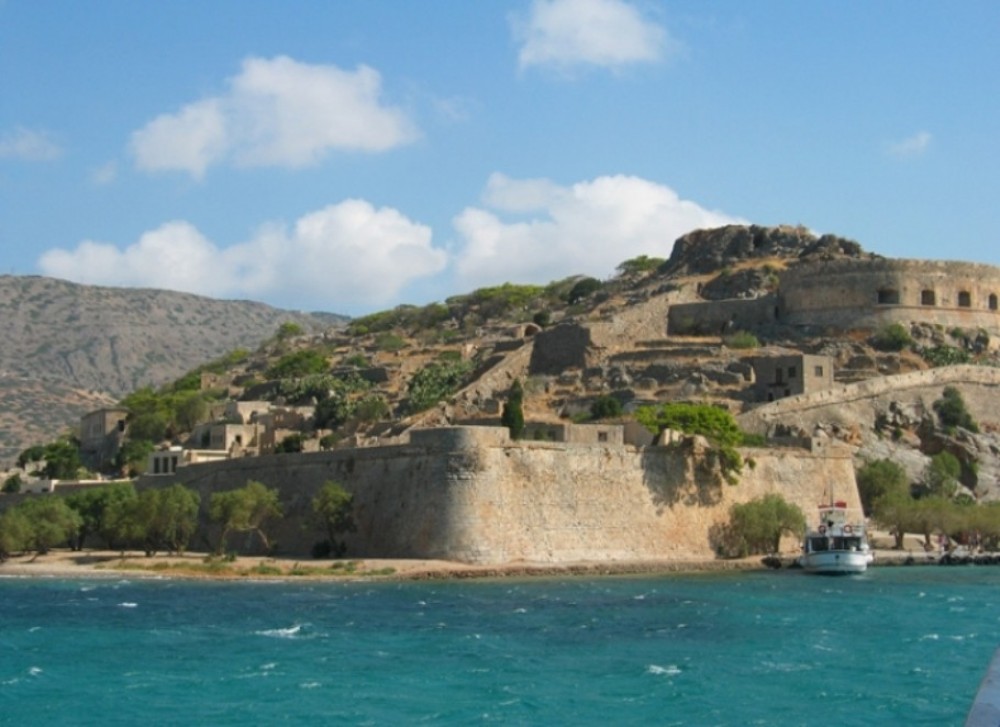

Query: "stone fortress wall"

xmin=779 ymin=258 xmax=1000 ymax=333
xmin=139 ymin=426 xmax=855 ymax=563
xmin=668 ymin=257 xmax=1000 ymax=337
xmin=737 ymin=364 xmax=1000 ymax=437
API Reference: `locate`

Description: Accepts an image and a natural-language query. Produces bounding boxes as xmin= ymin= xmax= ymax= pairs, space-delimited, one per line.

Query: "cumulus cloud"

xmin=37 ymin=201 xmax=446 ymax=310
xmin=886 ymin=131 xmax=932 ymax=159
xmin=513 ymin=0 xmax=670 ymax=71
xmin=0 ymin=127 xmax=62 ymax=161
xmin=129 ymin=56 xmax=417 ymax=177
xmin=451 ymin=173 xmax=744 ymax=289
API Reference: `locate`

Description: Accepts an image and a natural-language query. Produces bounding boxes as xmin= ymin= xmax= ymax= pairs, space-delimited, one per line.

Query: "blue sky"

xmin=2 ymin=1 xmax=998 ymax=316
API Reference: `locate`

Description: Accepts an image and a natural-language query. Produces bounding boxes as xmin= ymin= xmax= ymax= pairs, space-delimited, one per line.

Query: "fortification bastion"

xmin=779 ymin=258 xmax=1000 ymax=335
xmin=139 ymin=426 xmax=856 ymax=564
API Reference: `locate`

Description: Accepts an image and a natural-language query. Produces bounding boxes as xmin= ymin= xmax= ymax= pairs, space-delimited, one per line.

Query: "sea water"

xmin=2 ymin=566 xmax=998 ymax=725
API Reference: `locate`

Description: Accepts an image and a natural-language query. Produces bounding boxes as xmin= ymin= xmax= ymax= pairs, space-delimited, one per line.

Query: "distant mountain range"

xmin=0 ymin=276 xmax=346 ymax=467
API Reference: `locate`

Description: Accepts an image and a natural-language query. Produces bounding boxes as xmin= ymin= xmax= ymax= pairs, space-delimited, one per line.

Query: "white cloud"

xmin=90 ymin=160 xmax=118 ymax=186
xmin=514 ymin=0 xmax=670 ymax=72
xmin=131 ymin=99 xmax=227 ymax=178
xmin=37 ymin=200 xmax=446 ymax=311
xmin=886 ymin=131 xmax=932 ymax=159
xmin=129 ymin=56 xmax=417 ymax=177
xmin=451 ymin=173 xmax=744 ymax=289
xmin=0 ymin=127 xmax=62 ymax=161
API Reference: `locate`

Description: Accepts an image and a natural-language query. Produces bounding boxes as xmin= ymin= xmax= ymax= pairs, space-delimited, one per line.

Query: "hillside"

xmin=136 ymin=224 xmax=1000 ymax=496
xmin=7 ymin=224 xmax=1000 ymax=504
xmin=0 ymin=276 xmax=345 ymax=466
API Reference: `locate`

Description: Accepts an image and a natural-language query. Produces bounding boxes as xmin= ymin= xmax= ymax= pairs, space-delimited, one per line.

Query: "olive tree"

xmin=855 ymin=459 xmax=909 ymax=516
xmin=210 ymin=480 xmax=282 ymax=555
xmin=719 ymin=494 xmax=805 ymax=557
xmin=311 ymin=481 xmax=356 ymax=557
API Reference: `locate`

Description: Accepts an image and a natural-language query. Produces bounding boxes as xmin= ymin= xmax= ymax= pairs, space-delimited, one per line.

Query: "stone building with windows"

xmin=750 ymin=354 xmax=834 ymax=402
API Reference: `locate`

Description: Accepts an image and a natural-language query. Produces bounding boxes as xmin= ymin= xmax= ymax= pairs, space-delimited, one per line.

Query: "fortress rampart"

xmin=139 ymin=426 xmax=856 ymax=563
xmin=779 ymin=258 xmax=1000 ymax=333
xmin=668 ymin=257 xmax=1000 ymax=337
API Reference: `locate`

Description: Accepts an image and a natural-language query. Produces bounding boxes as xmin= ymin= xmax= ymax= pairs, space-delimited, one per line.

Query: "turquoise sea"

xmin=2 ymin=566 xmax=998 ymax=725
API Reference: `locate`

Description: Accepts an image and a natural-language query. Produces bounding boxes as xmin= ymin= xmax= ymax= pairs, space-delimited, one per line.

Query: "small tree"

xmin=210 ymin=480 xmax=283 ymax=555
xmin=567 ymin=277 xmax=602 ymax=304
xmin=871 ymin=490 xmax=920 ymax=549
xmin=855 ymin=459 xmax=909 ymax=516
xmin=312 ymin=481 xmax=356 ymax=557
xmin=16 ymin=497 xmax=83 ymax=557
xmin=721 ymin=494 xmax=805 ymax=557
xmin=66 ymin=482 xmax=137 ymax=550
xmin=501 ymin=379 xmax=525 ymax=440
xmin=0 ymin=508 xmax=31 ymax=560
xmin=918 ymin=452 xmax=962 ymax=499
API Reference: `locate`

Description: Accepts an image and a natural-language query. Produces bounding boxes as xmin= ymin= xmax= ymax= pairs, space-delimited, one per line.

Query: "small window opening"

xmin=814 ymin=365 xmax=824 ymax=377
xmin=989 ymin=294 xmax=998 ymax=311
xmin=788 ymin=366 xmax=797 ymax=379
xmin=958 ymin=291 xmax=972 ymax=307
xmin=921 ymin=290 xmax=936 ymax=306
xmin=877 ymin=289 xmax=900 ymax=305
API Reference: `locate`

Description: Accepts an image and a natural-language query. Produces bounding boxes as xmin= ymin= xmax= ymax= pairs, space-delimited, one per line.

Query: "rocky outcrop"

xmin=661 ymin=224 xmax=864 ymax=276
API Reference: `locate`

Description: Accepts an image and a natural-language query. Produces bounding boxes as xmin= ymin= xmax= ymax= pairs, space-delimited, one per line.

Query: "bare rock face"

xmin=700 ymin=268 xmax=777 ymax=301
xmin=661 ymin=224 xmax=865 ymax=277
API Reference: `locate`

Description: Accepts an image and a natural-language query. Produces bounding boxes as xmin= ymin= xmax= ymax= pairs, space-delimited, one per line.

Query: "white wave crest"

xmin=647 ymin=664 xmax=681 ymax=676
xmin=257 ymin=625 xmax=302 ymax=638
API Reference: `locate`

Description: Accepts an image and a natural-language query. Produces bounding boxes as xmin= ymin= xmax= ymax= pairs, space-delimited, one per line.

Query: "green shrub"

xmin=266 ymin=350 xmax=329 ymax=379
xmin=375 ymin=332 xmax=407 ymax=352
xmin=921 ymin=345 xmax=970 ymax=367
xmin=567 ymin=277 xmax=602 ymax=304
xmin=636 ymin=403 xmax=746 ymax=481
xmin=872 ymin=323 xmax=912 ymax=352
xmin=405 ymin=359 xmax=474 ymax=414
xmin=589 ymin=395 xmax=623 ymax=420
xmin=723 ymin=331 xmax=760 ymax=349
xmin=933 ymin=386 xmax=979 ymax=433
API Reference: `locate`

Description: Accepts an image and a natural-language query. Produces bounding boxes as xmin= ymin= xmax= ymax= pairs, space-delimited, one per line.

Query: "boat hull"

xmin=799 ymin=550 xmax=870 ymax=574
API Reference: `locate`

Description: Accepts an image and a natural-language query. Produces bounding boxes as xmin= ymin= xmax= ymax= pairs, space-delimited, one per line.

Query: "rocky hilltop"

xmin=0 ymin=276 xmax=344 ymax=466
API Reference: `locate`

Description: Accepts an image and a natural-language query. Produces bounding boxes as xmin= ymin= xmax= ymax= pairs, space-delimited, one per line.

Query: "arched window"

xmin=877 ymin=288 xmax=899 ymax=305
xmin=921 ymin=290 xmax=936 ymax=306
xmin=989 ymin=293 xmax=998 ymax=311
xmin=958 ymin=291 xmax=972 ymax=307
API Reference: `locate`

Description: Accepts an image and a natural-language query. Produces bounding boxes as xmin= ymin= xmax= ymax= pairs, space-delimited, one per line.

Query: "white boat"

xmin=799 ymin=500 xmax=873 ymax=574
